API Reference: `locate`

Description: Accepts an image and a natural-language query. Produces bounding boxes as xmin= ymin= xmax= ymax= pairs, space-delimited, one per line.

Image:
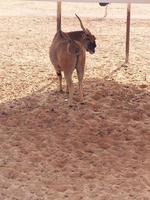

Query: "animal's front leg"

xmin=79 ymin=81 xmax=83 ymax=103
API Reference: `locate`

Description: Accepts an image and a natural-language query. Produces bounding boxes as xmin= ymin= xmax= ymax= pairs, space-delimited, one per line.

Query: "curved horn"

xmin=75 ymin=14 xmax=85 ymax=31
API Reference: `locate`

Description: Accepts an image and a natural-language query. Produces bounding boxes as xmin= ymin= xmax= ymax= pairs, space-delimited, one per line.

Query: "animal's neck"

xmin=67 ymin=31 xmax=84 ymax=44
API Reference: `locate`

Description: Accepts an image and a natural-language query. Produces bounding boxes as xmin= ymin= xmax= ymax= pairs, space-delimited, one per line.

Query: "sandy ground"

xmin=0 ymin=1 xmax=150 ymax=200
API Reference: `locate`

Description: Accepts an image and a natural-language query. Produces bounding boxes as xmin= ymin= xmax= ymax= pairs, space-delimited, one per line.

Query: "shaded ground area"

xmin=0 ymin=1 xmax=150 ymax=200
xmin=0 ymin=79 xmax=150 ymax=200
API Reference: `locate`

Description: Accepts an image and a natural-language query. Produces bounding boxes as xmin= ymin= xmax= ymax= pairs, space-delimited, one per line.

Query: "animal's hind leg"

xmin=76 ymin=66 xmax=84 ymax=103
xmin=66 ymin=84 xmax=69 ymax=94
xmin=64 ymin=72 xmax=73 ymax=106
xmin=57 ymin=71 xmax=63 ymax=92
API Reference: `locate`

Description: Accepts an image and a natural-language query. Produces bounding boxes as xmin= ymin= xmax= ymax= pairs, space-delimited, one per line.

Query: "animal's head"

xmin=75 ymin=14 xmax=96 ymax=54
xmin=61 ymin=31 xmax=80 ymax=56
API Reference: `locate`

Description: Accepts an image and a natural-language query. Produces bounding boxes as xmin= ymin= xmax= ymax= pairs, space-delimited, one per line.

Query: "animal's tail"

xmin=57 ymin=0 xmax=61 ymax=32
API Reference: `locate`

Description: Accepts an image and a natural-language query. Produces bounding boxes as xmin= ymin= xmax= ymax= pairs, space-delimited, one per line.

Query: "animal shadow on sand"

xmin=0 ymin=78 xmax=150 ymax=199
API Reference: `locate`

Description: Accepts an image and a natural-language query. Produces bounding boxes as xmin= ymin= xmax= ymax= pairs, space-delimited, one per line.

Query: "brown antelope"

xmin=49 ymin=1 xmax=96 ymax=106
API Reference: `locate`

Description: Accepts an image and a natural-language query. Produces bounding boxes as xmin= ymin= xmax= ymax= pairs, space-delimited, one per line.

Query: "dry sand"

xmin=0 ymin=1 xmax=150 ymax=200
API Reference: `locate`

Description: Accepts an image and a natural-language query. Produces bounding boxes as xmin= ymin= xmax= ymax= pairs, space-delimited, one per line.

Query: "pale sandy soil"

xmin=0 ymin=0 xmax=150 ymax=18
xmin=0 ymin=1 xmax=150 ymax=200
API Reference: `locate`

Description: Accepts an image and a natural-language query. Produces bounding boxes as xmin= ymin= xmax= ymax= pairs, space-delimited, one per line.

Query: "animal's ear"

xmin=67 ymin=43 xmax=80 ymax=55
xmin=82 ymin=30 xmax=91 ymax=39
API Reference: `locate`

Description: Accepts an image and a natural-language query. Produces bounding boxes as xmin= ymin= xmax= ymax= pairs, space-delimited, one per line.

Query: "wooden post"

xmin=57 ymin=0 xmax=61 ymax=31
xmin=104 ymin=5 xmax=108 ymax=18
xmin=125 ymin=3 xmax=131 ymax=64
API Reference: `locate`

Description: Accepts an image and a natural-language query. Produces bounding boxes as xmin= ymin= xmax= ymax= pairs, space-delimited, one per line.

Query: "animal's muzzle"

xmin=87 ymin=42 xmax=96 ymax=54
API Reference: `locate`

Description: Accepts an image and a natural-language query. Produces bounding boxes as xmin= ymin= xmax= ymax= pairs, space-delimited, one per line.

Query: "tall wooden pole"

xmin=57 ymin=0 xmax=61 ymax=32
xmin=104 ymin=5 xmax=108 ymax=18
xmin=125 ymin=3 xmax=131 ymax=64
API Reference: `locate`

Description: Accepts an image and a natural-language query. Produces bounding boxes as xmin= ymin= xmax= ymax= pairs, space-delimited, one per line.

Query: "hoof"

xmin=60 ymin=90 xmax=64 ymax=94
xmin=80 ymin=98 xmax=85 ymax=105
xmin=66 ymin=90 xmax=69 ymax=94
xmin=80 ymin=101 xmax=85 ymax=105
xmin=68 ymin=101 xmax=73 ymax=107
